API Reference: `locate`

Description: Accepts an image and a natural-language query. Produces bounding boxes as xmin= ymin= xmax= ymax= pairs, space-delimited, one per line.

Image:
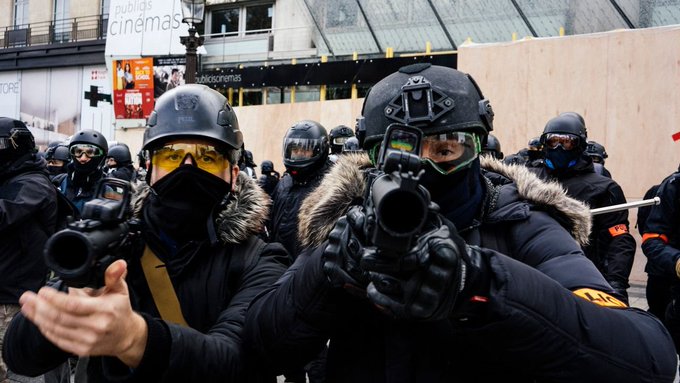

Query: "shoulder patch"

xmin=573 ymin=288 xmax=627 ymax=308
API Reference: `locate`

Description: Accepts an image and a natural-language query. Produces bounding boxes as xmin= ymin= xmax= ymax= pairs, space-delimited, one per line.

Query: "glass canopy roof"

xmin=300 ymin=0 xmax=680 ymax=56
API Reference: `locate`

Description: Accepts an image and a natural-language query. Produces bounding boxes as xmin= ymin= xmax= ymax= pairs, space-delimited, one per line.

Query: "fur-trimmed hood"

xmin=298 ymin=153 xmax=591 ymax=249
xmin=131 ymin=172 xmax=270 ymax=244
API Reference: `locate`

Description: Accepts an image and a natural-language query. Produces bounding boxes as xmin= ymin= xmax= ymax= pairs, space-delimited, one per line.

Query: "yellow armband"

xmin=572 ymin=288 xmax=627 ymax=308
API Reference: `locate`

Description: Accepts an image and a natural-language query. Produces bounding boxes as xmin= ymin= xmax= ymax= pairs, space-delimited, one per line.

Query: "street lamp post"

xmin=180 ymin=0 xmax=205 ymax=84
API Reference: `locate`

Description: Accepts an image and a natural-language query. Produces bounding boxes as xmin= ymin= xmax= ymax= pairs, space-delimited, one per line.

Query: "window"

xmin=211 ymin=8 xmax=240 ymax=36
xmin=208 ymin=2 xmax=273 ymax=37
xmin=14 ymin=0 xmax=29 ymax=26
xmin=54 ymin=0 xmax=70 ymax=41
xmin=245 ymin=4 xmax=273 ymax=35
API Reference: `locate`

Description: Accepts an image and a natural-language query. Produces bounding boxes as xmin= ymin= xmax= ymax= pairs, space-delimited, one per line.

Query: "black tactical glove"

xmin=322 ymin=206 xmax=371 ymax=295
xmin=362 ymin=223 xmax=470 ymax=321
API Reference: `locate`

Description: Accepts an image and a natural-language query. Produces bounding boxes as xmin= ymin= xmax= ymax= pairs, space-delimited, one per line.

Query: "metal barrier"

xmin=1 ymin=14 xmax=108 ymax=49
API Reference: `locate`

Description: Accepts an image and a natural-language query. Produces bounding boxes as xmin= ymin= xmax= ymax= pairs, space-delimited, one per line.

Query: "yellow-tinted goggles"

xmin=152 ymin=143 xmax=230 ymax=174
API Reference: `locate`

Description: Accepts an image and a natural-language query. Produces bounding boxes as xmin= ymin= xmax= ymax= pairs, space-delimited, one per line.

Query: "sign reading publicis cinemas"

xmin=196 ymin=73 xmax=243 ymax=88
xmin=105 ymin=0 xmax=190 ymax=56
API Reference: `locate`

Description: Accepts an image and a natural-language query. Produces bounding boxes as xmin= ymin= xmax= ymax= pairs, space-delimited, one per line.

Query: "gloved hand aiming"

xmin=363 ymin=224 xmax=468 ymax=321
xmin=322 ymin=206 xmax=371 ymax=295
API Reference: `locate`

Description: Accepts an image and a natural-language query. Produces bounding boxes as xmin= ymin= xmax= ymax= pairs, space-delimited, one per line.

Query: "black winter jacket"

xmin=641 ymin=172 xmax=680 ymax=277
xmin=4 ymin=172 xmax=290 ymax=382
xmin=245 ymin=154 xmax=676 ymax=383
xmin=0 ymin=154 xmax=58 ymax=304
xmin=58 ymin=162 xmax=107 ymax=214
xmin=268 ymin=165 xmax=328 ymax=259
xmin=531 ymin=156 xmax=636 ymax=290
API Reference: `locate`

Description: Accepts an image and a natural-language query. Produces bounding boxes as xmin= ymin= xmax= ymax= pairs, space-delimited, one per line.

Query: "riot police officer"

xmin=328 ymin=125 xmax=354 ymax=163
xmin=106 ymin=143 xmax=136 ymax=182
xmin=258 ymin=159 xmax=280 ymax=196
xmin=531 ymin=113 xmax=636 ymax=302
xmin=58 ymin=130 xmax=108 ymax=213
xmin=586 ymin=140 xmax=612 ymax=178
xmin=268 ymin=120 xmax=331 ymax=259
xmin=244 ymin=64 xmax=676 ymax=382
xmin=44 ymin=142 xmax=70 ymax=184
xmin=481 ymin=133 xmax=503 ymax=159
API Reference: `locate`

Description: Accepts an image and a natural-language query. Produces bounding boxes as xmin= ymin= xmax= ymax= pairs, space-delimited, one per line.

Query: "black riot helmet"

xmin=540 ymin=114 xmax=588 ymax=152
xmin=358 ymin=63 xmax=494 ymax=156
xmin=541 ymin=114 xmax=588 ymax=171
xmin=49 ymin=145 xmax=70 ymax=162
xmin=46 ymin=142 xmax=70 ymax=162
xmin=261 ymin=160 xmax=275 ymax=173
xmin=108 ymin=144 xmax=132 ymax=166
xmin=143 ymin=84 xmax=242 ymax=153
xmin=585 ymin=140 xmax=608 ymax=164
xmin=69 ymin=130 xmax=109 ymax=154
xmin=244 ymin=150 xmax=256 ymax=167
xmin=329 ymin=125 xmax=354 ymax=154
xmin=559 ymin=111 xmax=586 ymax=129
xmin=0 ymin=117 xmax=35 ymax=165
xmin=527 ymin=137 xmax=542 ymax=151
xmin=481 ymin=134 xmax=503 ymax=159
xmin=67 ymin=129 xmax=108 ymax=173
xmin=282 ymin=120 xmax=329 ymax=179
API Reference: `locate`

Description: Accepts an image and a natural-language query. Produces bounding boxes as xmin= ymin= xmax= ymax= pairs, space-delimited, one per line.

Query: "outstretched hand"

xmin=20 ymin=260 xmax=148 ymax=367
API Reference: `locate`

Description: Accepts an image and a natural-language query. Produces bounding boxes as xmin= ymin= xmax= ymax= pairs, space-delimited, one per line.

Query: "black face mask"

xmin=544 ymin=147 xmax=580 ymax=171
xmin=47 ymin=164 xmax=67 ymax=176
xmin=419 ymin=159 xmax=484 ymax=230
xmin=146 ymin=164 xmax=231 ymax=245
xmin=73 ymin=156 xmax=103 ymax=175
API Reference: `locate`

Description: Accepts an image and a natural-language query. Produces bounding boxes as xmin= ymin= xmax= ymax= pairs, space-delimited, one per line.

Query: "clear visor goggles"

xmin=70 ymin=144 xmax=105 ymax=159
xmin=283 ymin=138 xmax=323 ymax=162
xmin=543 ymin=133 xmax=580 ymax=151
xmin=151 ymin=143 xmax=230 ymax=174
xmin=384 ymin=130 xmax=481 ymax=175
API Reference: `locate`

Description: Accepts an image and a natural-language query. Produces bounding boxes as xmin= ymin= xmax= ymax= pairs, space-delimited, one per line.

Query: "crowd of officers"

xmin=0 ymin=63 xmax=679 ymax=382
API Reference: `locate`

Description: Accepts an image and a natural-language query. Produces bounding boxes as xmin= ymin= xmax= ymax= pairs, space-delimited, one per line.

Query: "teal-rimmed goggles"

xmin=377 ymin=126 xmax=481 ymax=175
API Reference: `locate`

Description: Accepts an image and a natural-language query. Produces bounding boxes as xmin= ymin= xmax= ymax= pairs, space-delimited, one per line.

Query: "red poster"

xmin=112 ymin=58 xmax=155 ymax=119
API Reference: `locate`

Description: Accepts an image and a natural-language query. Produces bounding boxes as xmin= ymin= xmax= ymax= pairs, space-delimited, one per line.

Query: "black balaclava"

xmin=419 ymin=158 xmax=484 ymax=230
xmin=146 ymin=164 xmax=231 ymax=250
xmin=544 ymin=147 xmax=581 ymax=171
xmin=47 ymin=163 xmax=68 ymax=176
xmin=71 ymin=154 xmax=105 ymax=185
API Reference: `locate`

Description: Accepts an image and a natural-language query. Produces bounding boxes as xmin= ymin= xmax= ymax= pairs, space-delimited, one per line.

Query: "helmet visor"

xmin=332 ymin=136 xmax=350 ymax=146
xmin=70 ymin=144 xmax=105 ymax=159
xmin=283 ymin=138 xmax=324 ymax=163
xmin=543 ymin=133 xmax=580 ymax=151
xmin=152 ymin=143 xmax=230 ymax=174
xmin=421 ymin=132 xmax=480 ymax=175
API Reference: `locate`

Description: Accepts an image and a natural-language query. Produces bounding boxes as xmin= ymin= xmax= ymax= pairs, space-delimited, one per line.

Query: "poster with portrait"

xmin=112 ymin=58 xmax=155 ymax=119
xmin=153 ymin=56 xmax=186 ymax=99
